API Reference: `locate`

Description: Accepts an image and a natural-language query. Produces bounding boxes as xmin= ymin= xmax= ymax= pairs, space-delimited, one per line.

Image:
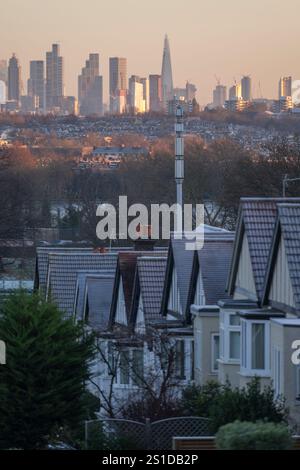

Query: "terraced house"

xmin=33 ymin=204 xmax=300 ymax=425
xmin=192 ymin=198 xmax=300 ymax=426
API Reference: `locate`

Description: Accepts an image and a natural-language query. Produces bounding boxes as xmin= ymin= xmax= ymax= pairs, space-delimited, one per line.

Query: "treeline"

xmin=1 ymin=136 xmax=300 ymax=241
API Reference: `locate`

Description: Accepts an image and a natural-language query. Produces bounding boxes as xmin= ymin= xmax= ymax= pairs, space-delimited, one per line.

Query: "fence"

xmin=85 ymin=416 xmax=211 ymax=450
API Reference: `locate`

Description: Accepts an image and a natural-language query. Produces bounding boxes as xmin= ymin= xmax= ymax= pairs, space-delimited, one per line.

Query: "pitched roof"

xmin=84 ymin=275 xmax=115 ymax=330
xmin=162 ymin=229 xmax=235 ymax=319
xmin=228 ymin=198 xmax=300 ymax=301
xmin=169 ymin=235 xmax=195 ymax=315
xmin=263 ymin=203 xmax=300 ymax=313
xmin=35 ymin=246 xmax=93 ymax=294
xmin=109 ymin=250 xmax=167 ymax=327
xmin=46 ymin=252 xmax=118 ymax=317
xmin=197 ymin=239 xmax=233 ymax=304
xmin=278 ymin=204 xmax=300 ymax=311
xmin=130 ymin=256 xmax=167 ymax=328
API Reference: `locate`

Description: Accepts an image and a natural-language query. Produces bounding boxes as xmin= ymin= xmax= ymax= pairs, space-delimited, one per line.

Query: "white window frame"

xmin=211 ymin=333 xmax=220 ymax=374
xmin=164 ymin=337 xmax=194 ymax=383
xmin=240 ymin=319 xmax=270 ymax=377
xmin=114 ymin=347 xmax=145 ymax=389
xmin=219 ymin=311 xmax=241 ymax=364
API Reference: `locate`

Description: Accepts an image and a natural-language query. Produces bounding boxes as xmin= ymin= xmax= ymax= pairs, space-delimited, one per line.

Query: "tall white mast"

xmin=175 ymin=103 xmax=184 ymax=232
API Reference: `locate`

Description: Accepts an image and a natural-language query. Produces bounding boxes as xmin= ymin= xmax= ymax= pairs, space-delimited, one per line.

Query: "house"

xmin=262 ymin=203 xmax=300 ymax=423
xmin=88 ymin=249 xmax=167 ymax=413
xmin=190 ymin=237 xmax=234 ymax=385
xmin=217 ymin=198 xmax=300 ymax=388
xmin=96 ymin=229 xmax=235 ymax=414
xmin=198 ymin=198 xmax=300 ymax=426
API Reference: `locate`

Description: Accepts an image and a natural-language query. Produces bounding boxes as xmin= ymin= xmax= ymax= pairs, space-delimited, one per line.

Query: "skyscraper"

xmin=186 ymin=82 xmax=197 ymax=102
xmin=241 ymin=76 xmax=251 ymax=101
xmin=109 ymin=57 xmax=127 ymax=114
xmin=78 ymin=54 xmax=103 ymax=116
xmin=149 ymin=74 xmax=162 ymax=112
xmin=140 ymin=77 xmax=149 ymax=112
xmin=0 ymin=60 xmax=8 ymax=84
xmin=28 ymin=60 xmax=45 ymax=111
xmin=161 ymin=35 xmax=174 ymax=110
xmin=0 ymin=81 xmax=6 ymax=104
xmin=8 ymin=53 xmax=21 ymax=102
xmin=229 ymin=83 xmax=241 ymax=100
xmin=46 ymin=44 xmax=64 ymax=111
xmin=213 ymin=85 xmax=227 ymax=108
xmin=128 ymin=76 xmax=146 ymax=113
xmin=279 ymin=76 xmax=292 ymax=98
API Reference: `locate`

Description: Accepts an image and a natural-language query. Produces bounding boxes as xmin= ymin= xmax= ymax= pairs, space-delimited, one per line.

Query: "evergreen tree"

xmin=0 ymin=291 xmax=95 ymax=449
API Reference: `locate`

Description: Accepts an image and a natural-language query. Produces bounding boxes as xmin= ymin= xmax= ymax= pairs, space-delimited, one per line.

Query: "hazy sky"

xmin=2 ymin=0 xmax=300 ymax=104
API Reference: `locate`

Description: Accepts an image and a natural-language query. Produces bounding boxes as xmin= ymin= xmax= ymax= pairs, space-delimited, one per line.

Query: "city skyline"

xmin=1 ymin=0 xmax=300 ymax=105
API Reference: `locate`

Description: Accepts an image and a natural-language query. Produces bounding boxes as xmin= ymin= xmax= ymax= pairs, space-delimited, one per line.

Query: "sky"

xmin=1 ymin=0 xmax=300 ymax=105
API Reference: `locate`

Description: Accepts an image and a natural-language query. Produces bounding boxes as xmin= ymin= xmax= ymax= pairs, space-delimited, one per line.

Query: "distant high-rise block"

xmin=241 ymin=76 xmax=251 ymax=101
xmin=279 ymin=76 xmax=292 ymax=99
xmin=20 ymin=95 xmax=39 ymax=113
xmin=128 ymin=75 xmax=146 ymax=113
xmin=28 ymin=60 xmax=45 ymax=111
xmin=62 ymin=96 xmax=78 ymax=115
xmin=186 ymin=82 xmax=197 ymax=102
xmin=109 ymin=57 xmax=127 ymax=114
xmin=229 ymin=83 xmax=241 ymax=100
xmin=173 ymin=87 xmax=186 ymax=100
xmin=149 ymin=74 xmax=162 ymax=112
xmin=0 ymin=80 xmax=6 ymax=104
xmin=8 ymin=53 xmax=21 ymax=102
xmin=161 ymin=35 xmax=174 ymax=110
xmin=0 ymin=60 xmax=8 ymax=84
xmin=46 ymin=44 xmax=64 ymax=111
xmin=213 ymin=84 xmax=227 ymax=108
xmin=140 ymin=77 xmax=149 ymax=112
xmin=78 ymin=54 xmax=103 ymax=116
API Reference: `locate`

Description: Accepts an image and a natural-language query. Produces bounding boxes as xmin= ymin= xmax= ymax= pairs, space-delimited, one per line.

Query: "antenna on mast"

xmin=175 ymin=102 xmax=184 ymax=233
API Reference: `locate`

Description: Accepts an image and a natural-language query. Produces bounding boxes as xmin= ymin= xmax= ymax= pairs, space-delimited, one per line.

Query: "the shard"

xmin=161 ymin=34 xmax=174 ymax=110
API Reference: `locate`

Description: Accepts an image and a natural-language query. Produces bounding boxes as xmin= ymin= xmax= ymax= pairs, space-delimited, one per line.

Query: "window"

xmin=107 ymin=341 xmax=115 ymax=376
xmin=195 ymin=329 xmax=202 ymax=372
xmin=211 ymin=334 xmax=220 ymax=373
xmin=240 ymin=319 xmax=270 ymax=376
xmin=219 ymin=311 xmax=240 ymax=363
xmin=120 ymin=350 xmax=130 ymax=385
xmin=190 ymin=340 xmax=195 ymax=380
xmin=132 ymin=349 xmax=144 ymax=386
xmin=175 ymin=340 xmax=185 ymax=379
xmin=242 ymin=320 xmax=247 ymax=369
xmin=251 ymin=323 xmax=265 ymax=370
xmin=273 ymin=348 xmax=282 ymax=398
xmin=229 ymin=332 xmax=240 ymax=360
xmin=296 ymin=366 xmax=300 ymax=401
